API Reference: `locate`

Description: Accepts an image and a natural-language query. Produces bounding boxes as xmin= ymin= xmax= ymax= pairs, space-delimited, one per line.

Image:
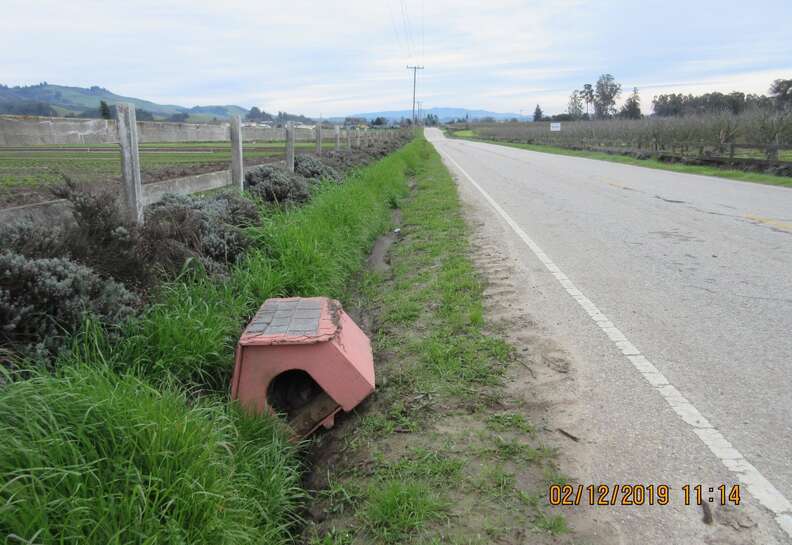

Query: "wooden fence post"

xmin=335 ymin=126 xmax=341 ymax=150
xmin=355 ymin=128 xmax=361 ymax=148
xmin=346 ymin=128 xmax=351 ymax=150
xmin=116 ymin=103 xmax=144 ymax=224
xmin=286 ymin=122 xmax=295 ymax=172
xmin=230 ymin=115 xmax=244 ymax=193
xmin=315 ymin=124 xmax=322 ymax=156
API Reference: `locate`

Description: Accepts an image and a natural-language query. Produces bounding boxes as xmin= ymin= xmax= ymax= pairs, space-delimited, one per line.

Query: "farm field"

xmin=0 ymin=141 xmax=328 ymax=207
xmin=447 ymin=127 xmax=792 ymax=188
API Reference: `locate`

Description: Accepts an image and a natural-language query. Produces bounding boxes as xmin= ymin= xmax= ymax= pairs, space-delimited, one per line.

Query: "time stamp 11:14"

xmin=548 ymin=484 xmax=742 ymax=506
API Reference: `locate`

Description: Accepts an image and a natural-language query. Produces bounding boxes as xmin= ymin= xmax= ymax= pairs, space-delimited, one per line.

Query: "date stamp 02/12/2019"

xmin=549 ymin=484 xmax=742 ymax=507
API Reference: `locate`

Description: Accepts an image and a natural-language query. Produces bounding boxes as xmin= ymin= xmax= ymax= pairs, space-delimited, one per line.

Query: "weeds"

xmin=53 ymin=141 xmax=414 ymax=390
xmin=306 ymin=137 xmax=568 ymax=542
xmin=487 ymin=411 xmax=535 ymax=433
xmin=363 ymin=480 xmax=447 ymax=543
xmin=0 ymin=365 xmax=302 ymax=544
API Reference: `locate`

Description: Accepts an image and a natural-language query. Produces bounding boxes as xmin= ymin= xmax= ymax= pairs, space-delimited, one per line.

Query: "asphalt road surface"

xmin=426 ymin=128 xmax=792 ymax=544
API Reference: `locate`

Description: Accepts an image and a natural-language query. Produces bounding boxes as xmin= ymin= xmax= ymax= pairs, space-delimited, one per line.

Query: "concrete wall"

xmin=141 ymin=170 xmax=232 ymax=206
xmin=0 ymin=115 xmax=338 ymax=145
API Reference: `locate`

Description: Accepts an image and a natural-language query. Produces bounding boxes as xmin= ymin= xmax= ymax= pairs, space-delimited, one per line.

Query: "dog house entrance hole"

xmin=267 ymin=370 xmax=324 ymax=419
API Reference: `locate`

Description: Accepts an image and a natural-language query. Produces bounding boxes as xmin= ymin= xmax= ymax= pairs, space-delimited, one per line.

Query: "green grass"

xmin=535 ymin=513 xmax=569 ymax=535
xmin=449 ymin=133 xmax=792 ymax=188
xmin=0 ymin=142 xmax=322 ymax=191
xmin=451 ymin=129 xmax=475 ymax=138
xmin=363 ymin=481 xmax=447 ymax=543
xmin=305 ymin=137 xmax=568 ymax=543
xmin=58 ymin=140 xmax=416 ymax=389
xmin=486 ymin=411 xmax=535 ymax=433
xmin=2 ymin=139 xmax=418 ymax=544
xmin=0 ymin=365 xmax=303 ymax=544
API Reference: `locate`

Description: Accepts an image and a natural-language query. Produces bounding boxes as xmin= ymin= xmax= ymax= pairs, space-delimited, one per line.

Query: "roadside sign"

xmin=550 ymin=122 xmax=561 ymax=132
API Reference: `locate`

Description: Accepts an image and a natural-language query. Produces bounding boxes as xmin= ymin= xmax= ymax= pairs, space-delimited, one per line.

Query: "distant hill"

xmin=343 ymin=107 xmax=530 ymax=123
xmin=0 ymin=83 xmax=250 ymax=121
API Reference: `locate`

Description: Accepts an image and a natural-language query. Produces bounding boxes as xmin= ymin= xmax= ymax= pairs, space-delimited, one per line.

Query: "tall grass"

xmin=2 ymin=139 xmax=420 ymax=544
xmin=59 ymin=139 xmax=416 ymax=390
xmin=0 ymin=365 xmax=302 ymax=544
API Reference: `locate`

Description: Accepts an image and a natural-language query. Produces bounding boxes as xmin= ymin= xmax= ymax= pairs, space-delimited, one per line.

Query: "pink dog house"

xmin=231 ymin=297 xmax=375 ymax=437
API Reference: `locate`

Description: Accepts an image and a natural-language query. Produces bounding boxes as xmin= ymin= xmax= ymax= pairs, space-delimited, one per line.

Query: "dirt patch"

xmin=366 ymin=210 xmax=402 ymax=273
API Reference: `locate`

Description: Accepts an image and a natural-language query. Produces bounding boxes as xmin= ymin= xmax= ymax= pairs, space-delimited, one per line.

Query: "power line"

xmin=386 ymin=0 xmax=407 ymax=60
xmin=421 ymin=0 xmax=425 ymax=63
xmin=407 ymin=65 xmax=424 ymax=126
xmin=399 ymin=0 xmax=414 ymax=59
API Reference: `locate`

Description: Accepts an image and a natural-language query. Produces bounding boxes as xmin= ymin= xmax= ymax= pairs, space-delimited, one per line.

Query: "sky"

xmin=2 ymin=0 xmax=791 ymax=116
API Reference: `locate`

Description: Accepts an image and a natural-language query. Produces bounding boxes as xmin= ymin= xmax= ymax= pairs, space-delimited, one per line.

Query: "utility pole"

xmin=407 ymin=65 xmax=424 ymax=126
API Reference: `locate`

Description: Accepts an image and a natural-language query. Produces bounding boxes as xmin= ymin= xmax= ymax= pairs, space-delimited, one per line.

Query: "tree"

xmin=424 ymin=113 xmax=439 ymax=126
xmin=594 ymin=74 xmax=621 ymax=118
xmin=619 ymin=87 xmax=642 ymax=119
xmin=167 ymin=112 xmax=189 ymax=122
xmin=581 ymin=83 xmax=595 ymax=117
xmin=533 ymin=104 xmax=543 ymax=122
xmin=568 ymin=90 xmax=584 ymax=119
xmin=770 ymin=79 xmax=792 ymax=110
xmin=0 ymin=101 xmax=57 ymax=116
xmin=246 ymin=106 xmax=263 ymax=121
xmin=344 ymin=116 xmax=366 ymax=127
xmin=99 ymin=100 xmax=111 ymax=120
xmin=135 ymin=109 xmax=155 ymax=121
xmin=371 ymin=116 xmax=388 ymax=126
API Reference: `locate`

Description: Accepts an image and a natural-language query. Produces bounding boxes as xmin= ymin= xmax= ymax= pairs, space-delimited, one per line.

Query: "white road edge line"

xmin=436 ymin=141 xmax=792 ymax=540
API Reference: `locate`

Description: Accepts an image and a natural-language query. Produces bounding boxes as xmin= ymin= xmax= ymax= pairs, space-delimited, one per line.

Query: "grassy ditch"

xmin=448 ymin=130 xmax=792 ymax=188
xmin=303 ymin=138 xmax=569 ymax=544
xmin=59 ymin=146 xmax=415 ymax=389
xmin=0 ymin=138 xmax=416 ymax=544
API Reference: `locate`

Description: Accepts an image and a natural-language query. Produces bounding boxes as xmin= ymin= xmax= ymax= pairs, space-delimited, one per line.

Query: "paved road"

xmin=426 ymin=128 xmax=792 ymax=544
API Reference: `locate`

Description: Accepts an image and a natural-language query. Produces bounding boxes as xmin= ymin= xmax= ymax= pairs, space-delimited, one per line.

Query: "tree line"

xmin=245 ymin=107 xmax=314 ymax=125
xmin=528 ymin=75 xmax=792 ymax=122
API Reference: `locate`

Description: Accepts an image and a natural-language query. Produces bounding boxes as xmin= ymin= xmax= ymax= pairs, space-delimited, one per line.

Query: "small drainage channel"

xmin=367 ymin=208 xmax=402 ymax=273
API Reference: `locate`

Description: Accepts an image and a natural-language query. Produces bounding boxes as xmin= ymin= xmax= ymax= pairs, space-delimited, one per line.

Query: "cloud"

xmin=1 ymin=0 xmax=790 ymax=116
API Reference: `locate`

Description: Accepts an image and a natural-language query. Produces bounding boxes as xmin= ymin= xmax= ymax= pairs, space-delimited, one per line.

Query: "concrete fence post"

xmin=334 ymin=126 xmax=341 ymax=151
xmin=346 ymin=128 xmax=351 ymax=150
xmin=286 ymin=122 xmax=295 ymax=172
xmin=315 ymin=124 xmax=322 ymax=156
xmin=355 ymin=128 xmax=361 ymax=148
xmin=115 ymin=103 xmax=144 ymax=224
xmin=230 ymin=115 xmax=244 ymax=193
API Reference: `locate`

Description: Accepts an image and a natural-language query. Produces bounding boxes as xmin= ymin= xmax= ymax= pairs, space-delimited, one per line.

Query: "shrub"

xmin=294 ymin=154 xmax=341 ymax=182
xmin=0 ymin=253 xmax=137 ymax=360
xmin=245 ymin=165 xmax=310 ymax=203
xmin=141 ymin=194 xmax=253 ymax=276
xmin=56 ymin=137 xmax=419 ymax=390
xmin=0 ymin=366 xmax=303 ymax=544
xmin=322 ymin=149 xmax=374 ymax=172
xmin=47 ymin=183 xmax=258 ymax=283
xmin=0 ymin=218 xmax=64 ymax=259
xmin=51 ymin=179 xmax=149 ymax=286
